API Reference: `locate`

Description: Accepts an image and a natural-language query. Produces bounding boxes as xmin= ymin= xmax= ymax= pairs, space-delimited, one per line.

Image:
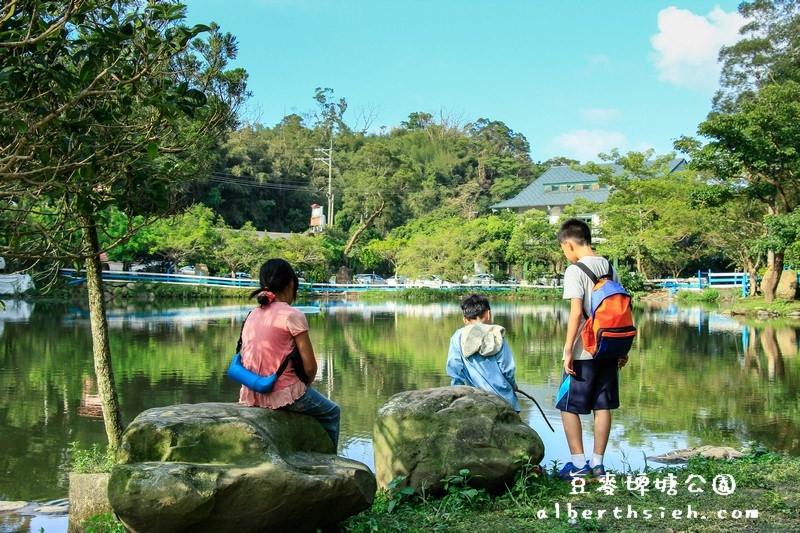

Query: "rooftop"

xmin=491 ymin=158 xmax=686 ymax=210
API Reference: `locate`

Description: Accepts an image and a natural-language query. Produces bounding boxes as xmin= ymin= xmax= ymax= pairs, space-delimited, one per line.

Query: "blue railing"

xmin=657 ymin=270 xmax=750 ymax=298
xmin=60 ymin=269 xmax=260 ymax=288
xmin=60 ymin=269 xmax=534 ymax=292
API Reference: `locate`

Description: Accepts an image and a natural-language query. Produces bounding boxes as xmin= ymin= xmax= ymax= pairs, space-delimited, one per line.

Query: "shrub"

xmin=70 ymin=442 xmax=116 ymax=474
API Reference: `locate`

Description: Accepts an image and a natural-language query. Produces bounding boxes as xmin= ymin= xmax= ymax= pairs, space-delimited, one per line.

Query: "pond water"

xmin=1 ymin=298 xmax=798 ymax=513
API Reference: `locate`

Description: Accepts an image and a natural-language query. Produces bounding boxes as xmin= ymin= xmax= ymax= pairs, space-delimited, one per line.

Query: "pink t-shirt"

xmin=238 ymin=302 xmax=309 ymax=408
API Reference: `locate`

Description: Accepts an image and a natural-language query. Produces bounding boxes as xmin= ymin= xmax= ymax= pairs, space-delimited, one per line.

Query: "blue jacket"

xmin=446 ymin=325 xmax=520 ymax=412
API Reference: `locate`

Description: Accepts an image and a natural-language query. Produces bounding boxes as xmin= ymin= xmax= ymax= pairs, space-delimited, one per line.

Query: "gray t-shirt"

xmin=562 ymin=256 xmax=619 ymax=360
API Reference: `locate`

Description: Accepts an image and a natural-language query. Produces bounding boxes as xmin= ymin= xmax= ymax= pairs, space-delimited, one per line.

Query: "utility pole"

xmin=314 ymin=137 xmax=334 ymax=226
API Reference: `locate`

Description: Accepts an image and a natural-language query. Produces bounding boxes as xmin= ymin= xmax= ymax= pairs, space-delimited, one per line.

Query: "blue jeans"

xmin=280 ymin=386 xmax=340 ymax=450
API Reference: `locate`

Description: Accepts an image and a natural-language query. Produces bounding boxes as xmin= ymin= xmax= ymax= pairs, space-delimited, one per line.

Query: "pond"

xmin=0 ymin=298 xmax=798 ymax=516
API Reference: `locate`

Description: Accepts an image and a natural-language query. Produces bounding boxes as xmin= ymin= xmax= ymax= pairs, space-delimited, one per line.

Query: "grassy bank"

xmin=674 ymin=288 xmax=800 ymax=319
xmin=725 ymin=296 xmax=800 ymax=319
xmin=343 ymin=448 xmax=799 ymax=532
xmin=356 ymin=287 xmax=562 ymax=302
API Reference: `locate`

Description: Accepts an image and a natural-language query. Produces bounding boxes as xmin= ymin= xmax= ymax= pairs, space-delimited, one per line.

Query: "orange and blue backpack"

xmin=574 ymin=262 xmax=636 ymax=359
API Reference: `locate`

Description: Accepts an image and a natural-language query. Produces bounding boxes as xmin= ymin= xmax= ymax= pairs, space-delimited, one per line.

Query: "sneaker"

xmin=557 ymin=461 xmax=590 ymax=481
xmin=590 ymin=463 xmax=606 ymax=478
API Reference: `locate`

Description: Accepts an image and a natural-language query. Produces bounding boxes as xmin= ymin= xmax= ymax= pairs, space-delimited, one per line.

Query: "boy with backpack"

xmin=555 ymin=218 xmax=635 ymax=481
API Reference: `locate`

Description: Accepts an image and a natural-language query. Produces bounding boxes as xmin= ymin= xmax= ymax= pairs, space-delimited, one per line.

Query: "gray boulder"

xmin=108 ymin=402 xmax=375 ymax=533
xmin=776 ymin=270 xmax=798 ymax=300
xmin=373 ymin=386 xmax=544 ymax=494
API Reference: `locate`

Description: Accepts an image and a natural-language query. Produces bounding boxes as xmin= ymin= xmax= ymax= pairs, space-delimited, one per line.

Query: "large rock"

xmin=373 ymin=386 xmax=544 ymax=494
xmin=776 ymin=270 xmax=798 ymax=300
xmin=68 ymin=472 xmax=111 ymax=533
xmin=108 ymin=402 xmax=375 ymax=533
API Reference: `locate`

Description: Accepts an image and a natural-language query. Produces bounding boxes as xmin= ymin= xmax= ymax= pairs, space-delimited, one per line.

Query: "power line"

xmin=204 ymin=170 xmax=437 ymax=199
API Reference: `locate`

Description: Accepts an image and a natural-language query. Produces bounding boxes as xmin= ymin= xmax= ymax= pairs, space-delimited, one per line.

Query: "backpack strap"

xmin=574 ymin=262 xmax=598 ymax=284
xmin=573 ymin=261 xmax=614 ymax=320
xmin=237 ymin=309 xmax=297 ymax=381
xmin=574 ymin=261 xmax=614 ymax=284
xmin=236 ymin=310 xmax=253 ymax=354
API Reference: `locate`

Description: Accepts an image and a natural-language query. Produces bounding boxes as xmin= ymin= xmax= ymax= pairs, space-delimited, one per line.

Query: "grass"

xmin=357 ymin=287 xmax=562 ymax=302
xmin=342 ymin=448 xmax=800 ymax=532
xmin=69 ymin=442 xmax=116 ymax=474
xmin=726 ymin=296 xmax=800 ymax=318
xmin=677 ymin=287 xmax=724 ymax=303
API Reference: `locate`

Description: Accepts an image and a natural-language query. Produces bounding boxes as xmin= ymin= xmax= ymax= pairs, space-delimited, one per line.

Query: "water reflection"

xmin=0 ymin=298 xmax=798 ymax=506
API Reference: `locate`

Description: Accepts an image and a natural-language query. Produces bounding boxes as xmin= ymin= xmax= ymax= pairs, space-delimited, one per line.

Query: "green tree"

xmin=584 ymin=150 xmax=686 ymax=278
xmin=339 ymin=141 xmax=416 ymax=256
xmin=506 ymin=210 xmax=559 ymax=281
xmin=99 ymin=208 xmax=155 ymax=271
xmin=214 ymin=221 xmax=265 ymax=277
xmin=360 ymin=237 xmax=406 ymax=275
xmin=714 ymin=0 xmax=800 ymax=112
xmin=396 ymin=217 xmax=480 ymax=281
xmin=149 ymin=204 xmax=219 ymax=272
xmin=0 ymin=1 xmax=247 ymax=445
xmin=679 ymin=0 xmax=800 ymax=301
xmin=678 ymin=81 xmax=800 ymax=300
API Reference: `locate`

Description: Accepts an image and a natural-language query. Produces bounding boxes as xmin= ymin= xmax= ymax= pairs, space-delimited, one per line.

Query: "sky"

xmin=184 ymin=0 xmax=745 ymax=163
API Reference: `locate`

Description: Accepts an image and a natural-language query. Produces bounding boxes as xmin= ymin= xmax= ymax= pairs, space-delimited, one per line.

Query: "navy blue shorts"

xmin=555 ymin=358 xmax=620 ymax=415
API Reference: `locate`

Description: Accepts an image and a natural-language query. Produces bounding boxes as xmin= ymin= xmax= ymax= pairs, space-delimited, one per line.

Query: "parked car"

xmin=412 ymin=274 xmax=453 ymax=288
xmin=467 ymin=274 xmax=496 ymax=285
xmin=178 ymin=265 xmax=197 ymax=275
xmin=234 ymin=272 xmax=252 ymax=279
xmin=131 ymin=261 xmax=170 ymax=273
xmin=386 ymin=275 xmax=408 ymax=286
xmin=355 ymin=273 xmax=387 ymax=285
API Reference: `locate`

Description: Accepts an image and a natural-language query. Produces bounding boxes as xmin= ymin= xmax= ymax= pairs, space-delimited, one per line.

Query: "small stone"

xmin=0 ymin=501 xmax=28 ymax=512
xmin=35 ymin=505 xmax=68 ymax=515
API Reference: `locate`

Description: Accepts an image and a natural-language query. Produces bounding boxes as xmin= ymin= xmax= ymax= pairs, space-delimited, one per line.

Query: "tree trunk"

xmin=343 ymin=199 xmax=386 ymax=257
xmin=761 ymin=250 xmax=784 ymax=304
xmin=745 ymin=257 xmax=758 ymax=297
xmin=760 ymin=325 xmax=784 ymax=382
xmin=80 ymin=213 xmax=124 ymax=448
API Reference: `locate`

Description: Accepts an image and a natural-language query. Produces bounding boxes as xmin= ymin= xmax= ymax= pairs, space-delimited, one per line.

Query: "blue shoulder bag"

xmin=227 ymin=311 xmax=299 ymax=393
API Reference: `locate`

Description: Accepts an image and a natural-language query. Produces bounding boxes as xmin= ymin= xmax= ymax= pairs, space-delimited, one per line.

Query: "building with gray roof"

xmin=491 ymin=158 xmax=686 ymax=225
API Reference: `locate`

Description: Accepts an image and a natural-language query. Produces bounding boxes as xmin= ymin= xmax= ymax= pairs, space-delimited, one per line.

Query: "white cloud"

xmin=586 ymin=53 xmax=611 ymax=67
xmin=581 ymin=107 xmax=621 ymax=124
xmin=545 ymin=130 xmax=628 ymax=163
xmin=650 ymin=6 xmax=745 ymax=92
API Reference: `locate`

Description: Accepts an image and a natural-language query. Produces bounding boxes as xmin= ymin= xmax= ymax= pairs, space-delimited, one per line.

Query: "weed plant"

xmin=69 ymin=442 xmax=116 ymax=474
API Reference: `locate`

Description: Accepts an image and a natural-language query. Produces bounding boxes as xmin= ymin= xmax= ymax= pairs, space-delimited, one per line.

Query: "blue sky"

xmin=185 ymin=1 xmax=744 ymax=163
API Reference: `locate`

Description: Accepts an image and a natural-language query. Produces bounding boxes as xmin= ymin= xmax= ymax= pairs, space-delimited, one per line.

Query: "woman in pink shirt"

xmin=238 ymin=258 xmax=340 ymax=449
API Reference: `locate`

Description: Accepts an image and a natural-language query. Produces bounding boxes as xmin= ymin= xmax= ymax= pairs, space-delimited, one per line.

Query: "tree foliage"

xmin=0 ymin=0 xmax=248 ymax=446
xmin=677 ymin=0 xmax=800 ymax=301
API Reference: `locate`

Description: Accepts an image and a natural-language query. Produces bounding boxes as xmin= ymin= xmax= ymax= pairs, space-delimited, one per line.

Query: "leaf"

xmin=12 ymin=120 xmax=26 ymax=133
xmin=147 ymin=142 xmax=158 ymax=160
xmin=184 ymin=88 xmax=207 ymax=107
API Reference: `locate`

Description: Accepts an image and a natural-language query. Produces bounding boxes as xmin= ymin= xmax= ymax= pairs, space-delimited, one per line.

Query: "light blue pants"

xmin=280 ymin=386 xmax=341 ymax=450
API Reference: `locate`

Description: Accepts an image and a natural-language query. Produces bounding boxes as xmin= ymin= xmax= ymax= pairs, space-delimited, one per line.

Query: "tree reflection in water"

xmin=0 ymin=299 xmax=797 ymax=503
